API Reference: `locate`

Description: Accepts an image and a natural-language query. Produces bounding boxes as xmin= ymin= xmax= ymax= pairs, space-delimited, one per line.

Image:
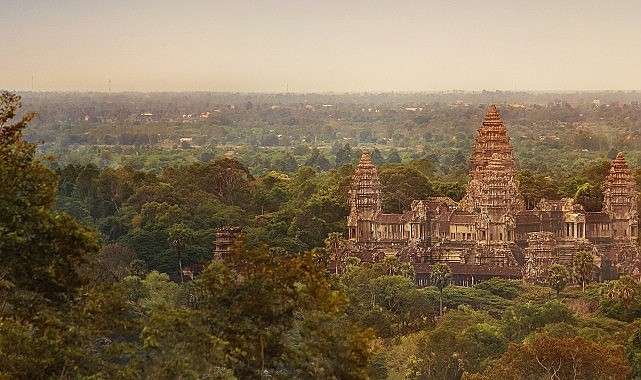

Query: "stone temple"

xmin=347 ymin=104 xmax=640 ymax=285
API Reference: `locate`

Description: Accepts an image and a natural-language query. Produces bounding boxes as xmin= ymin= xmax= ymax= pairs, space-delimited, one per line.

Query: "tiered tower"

xmin=348 ymin=152 xmax=382 ymax=243
xmin=460 ymin=105 xmax=524 ymax=243
xmin=213 ymin=226 xmax=241 ymax=260
xmin=470 ymin=104 xmax=516 ymax=175
xmin=603 ymin=152 xmax=638 ymax=242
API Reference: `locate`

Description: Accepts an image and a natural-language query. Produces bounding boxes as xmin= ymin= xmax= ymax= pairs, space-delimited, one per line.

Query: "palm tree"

xmin=430 ymin=263 xmax=452 ymax=316
xmin=168 ymin=223 xmax=190 ymax=283
xmin=607 ymin=276 xmax=639 ymax=319
xmin=324 ymin=232 xmax=347 ymax=274
xmin=573 ymin=250 xmax=594 ymax=292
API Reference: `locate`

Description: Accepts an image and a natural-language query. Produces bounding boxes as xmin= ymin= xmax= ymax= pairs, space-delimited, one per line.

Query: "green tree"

xmin=570 ymin=160 xmax=610 ymax=211
xmin=473 ymin=278 xmax=523 ymax=300
xmin=370 ymin=148 xmax=385 ymax=166
xmin=500 ymin=300 xmax=575 ymax=343
xmin=335 ymin=142 xmax=352 ymax=167
xmin=431 ymin=263 xmax=452 ymax=316
xmin=138 ymin=270 xmax=182 ymax=310
xmin=400 ymin=306 xmax=499 ymax=380
xmin=606 ymin=275 xmax=640 ymax=320
xmin=128 ymin=243 xmax=374 ymax=378
xmin=386 ymin=149 xmax=402 ymax=164
xmin=464 ymin=332 xmax=630 ymax=380
xmin=0 ymin=91 xmax=104 ymax=377
xmin=197 ymin=243 xmax=373 ymax=378
xmin=515 ymin=169 xmax=559 ymax=209
xmin=168 ymin=223 xmax=191 ymax=283
xmin=573 ymin=250 xmax=595 ymax=292
xmin=547 ymin=264 xmax=570 ymax=295
xmin=304 ymin=147 xmax=332 ymax=171
xmin=410 ymin=157 xmax=436 ymax=178
xmin=378 ymin=164 xmax=436 ymax=213
xmin=72 ymin=163 xmax=100 ymax=218
xmin=0 ymin=92 xmax=100 ymax=299
xmin=574 ymin=182 xmax=604 ymax=212
xmin=325 ymin=232 xmax=347 ymax=274
xmin=340 ymin=261 xmax=433 ymax=338
xmin=96 ymin=244 xmax=137 ymax=282
xmin=433 ymin=181 xmax=468 ymax=201
xmin=162 ymin=158 xmax=254 ymax=206
xmin=458 ymin=322 xmax=507 ymax=374
xmin=626 ymin=325 xmax=641 ymax=379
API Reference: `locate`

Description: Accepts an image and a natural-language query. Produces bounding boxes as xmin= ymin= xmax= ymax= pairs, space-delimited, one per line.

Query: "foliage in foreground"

xmin=1 ymin=92 xmax=375 ymax=379
xmin=132 ymin=243 xmax=374 ymax=379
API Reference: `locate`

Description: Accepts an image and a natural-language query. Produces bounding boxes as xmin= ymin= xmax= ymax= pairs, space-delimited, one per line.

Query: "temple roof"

xmin=470 ymin=104 xmax=514 ymax=173
xmin=414 ymin=262 xmax=523 ymax=277
xmin=356 ymin=151 xmax=376 ymax=170
xmin=450 ymin=210 xmax=476 ymax=224
xmin=603 ymin=151 xmax=637 ymax=214
xmin=349 ymin=151 xmax=382 ymax=216
xmin=379 ymin=213 xmax=403 ymax=223
xmin=585 ymin=212 xmax=610 ymax=222
xmin=516 ymin=210 xmax=541 ymax=224
xmin=484 ymin=104 xmax=501 ymax=124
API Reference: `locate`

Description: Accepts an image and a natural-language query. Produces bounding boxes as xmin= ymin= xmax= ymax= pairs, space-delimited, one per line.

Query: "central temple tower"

xmin=460 ymin=104 xmax=524 ymax=243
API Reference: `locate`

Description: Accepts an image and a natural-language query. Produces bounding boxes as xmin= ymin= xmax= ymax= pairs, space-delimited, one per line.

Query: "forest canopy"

xmin=4 ymin=90 xmax=641 ymax=378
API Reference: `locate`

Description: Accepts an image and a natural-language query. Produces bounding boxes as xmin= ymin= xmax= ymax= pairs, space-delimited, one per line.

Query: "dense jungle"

xmin=3 ymin=90 xmax=641 ymax=379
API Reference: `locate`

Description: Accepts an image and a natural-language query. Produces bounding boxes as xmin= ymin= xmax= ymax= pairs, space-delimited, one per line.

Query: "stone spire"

xmin=603 ymin=152 xmax=638 ymax=241
xmin=470 ymin=104 xmax=515 ymax=178
xmin=213 ymin=226 xmax=241 ymax=260
xmin=347 ymin=151 xmax=382 ymax=242
xmin=460 ymin=105 xmax=524 ymax=243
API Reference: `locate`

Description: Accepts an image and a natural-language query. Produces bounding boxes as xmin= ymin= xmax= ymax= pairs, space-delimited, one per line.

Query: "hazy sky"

xmin=2 ymin=0 xmax=640 ymax=92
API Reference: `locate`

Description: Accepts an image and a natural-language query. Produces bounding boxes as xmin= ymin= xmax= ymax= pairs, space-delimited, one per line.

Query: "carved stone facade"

xmin=603 ymin=152 xmax=639 ymax=242
xmin=213 ymin=226 xmax=241 ymax=260
xmin=347 ymin=151 xmax=382 ymax=245
xmin=347 ymin=104 xmax=640 ymax=284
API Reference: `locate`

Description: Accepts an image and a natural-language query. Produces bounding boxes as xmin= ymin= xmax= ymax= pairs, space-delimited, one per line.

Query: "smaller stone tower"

xmin=213 ymin=226 xmax=241 ymax=260
xmin=348 ymin=152 xmax=382 ymax=243
xmin=603 ymin=152 xmax=638 ymax=242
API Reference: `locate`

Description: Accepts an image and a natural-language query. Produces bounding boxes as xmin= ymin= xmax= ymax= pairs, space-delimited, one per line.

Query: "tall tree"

xmin=430 ymin=263 xmax=452 ymax=316
xmin=0 ymin=91 xmax=103 ymax=377
xmin=515 ymin=169 xmax=559 ymax=209
xmin=0 ymin=91 xmax=100 ymax=300
xmin=193 ymin=243 xmax=374 ymax=378
xmin=378 ymin=164 xmax=436 ymax=213
xmin=464 ymin=333 xmax=630 ymax=380
xmin=325 ymin=232 xmax=347 ymax=274
xmin=370 ymin=148 xmax=385 ymax=166
xmin=573 ymin=250 xmax=595 ymax=292
xmin=335 ymin=142 xmax=352 ymax=167
xmin=606 ymin=275 xmax=640 ymax=320
xmin=168 ymin=223 xmax=191 ymax=283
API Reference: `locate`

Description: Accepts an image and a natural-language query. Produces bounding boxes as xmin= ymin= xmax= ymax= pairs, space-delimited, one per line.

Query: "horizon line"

xmin=5 ymin=89 xmax=641 ymax=95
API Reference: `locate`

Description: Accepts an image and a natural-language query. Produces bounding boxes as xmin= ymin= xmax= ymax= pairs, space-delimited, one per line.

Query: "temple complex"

xmin=347 ymin=104 xmax=641 ymax=284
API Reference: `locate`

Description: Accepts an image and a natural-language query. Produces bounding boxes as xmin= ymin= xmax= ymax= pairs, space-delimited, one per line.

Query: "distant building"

xmin=347 ymin=105 xmax=640 ymax=285
xmin=213 ymin=226 xmax=241 ymax=261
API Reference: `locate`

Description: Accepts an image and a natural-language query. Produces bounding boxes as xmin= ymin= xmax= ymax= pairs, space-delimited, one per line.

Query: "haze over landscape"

xmin=3 ymin=0 xmax=641 ymax=92
xmin=7 ymin=1 xmax=641 ymax=379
